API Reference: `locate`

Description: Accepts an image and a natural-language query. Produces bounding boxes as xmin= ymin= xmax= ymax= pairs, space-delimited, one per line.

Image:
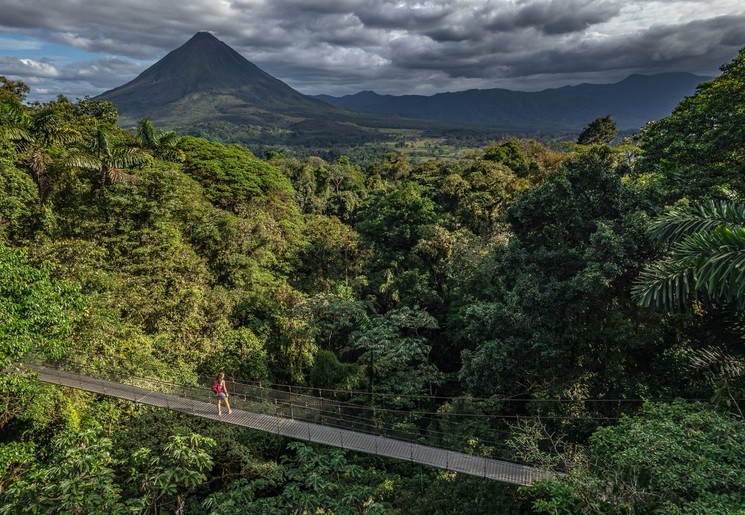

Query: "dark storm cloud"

xmin=355 ymin=2 xmax=455 ymax=30
xmin=56 ymin=57 xmax=146 ymax=88
xmin=486 ymin=0 xmax=622 ymax=35
xmin=492 ymin=14 xmax=745 ymax=78
xmin=0 ymin=0 xmax=744 ymax=98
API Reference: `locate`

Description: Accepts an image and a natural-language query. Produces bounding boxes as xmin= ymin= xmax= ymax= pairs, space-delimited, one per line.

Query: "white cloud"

xmin=0 ymin=56 xmax=58 ymax=77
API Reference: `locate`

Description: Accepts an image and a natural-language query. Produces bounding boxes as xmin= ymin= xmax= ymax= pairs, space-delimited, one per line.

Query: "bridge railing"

xmin=22 ymin=355 xmax=667 ymax=467
xmin=22 ymin=356 xmax=524 ymax=461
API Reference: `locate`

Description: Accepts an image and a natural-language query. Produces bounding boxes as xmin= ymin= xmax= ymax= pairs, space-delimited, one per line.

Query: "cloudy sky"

xmin=1 ymin=0 xmax=744 ymax=101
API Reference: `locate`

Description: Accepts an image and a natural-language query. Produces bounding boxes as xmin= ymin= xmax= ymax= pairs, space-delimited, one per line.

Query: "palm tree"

xmin=0 ymin=93 xmax=30 ymax=143
xmin=67 ymin=127 xmax=150 ymax=189
xmin=632 ymin=200 xmax=745 ymax=310
xmin=65 ymin=127 xmax=150 ymax=220
xmin=1 ymin=97 xmax=81 ymax=200
xmin=136 ymin=118 xmax=185 ymax=162
xmin=24 ymin=108 xmax=81 ymax=199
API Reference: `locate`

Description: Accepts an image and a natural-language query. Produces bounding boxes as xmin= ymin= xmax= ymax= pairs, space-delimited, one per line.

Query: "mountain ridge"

xmin=97 ymin=32 xmax=712 ymax=145
xmin=314 ymin=72 xmax=711 ymax=130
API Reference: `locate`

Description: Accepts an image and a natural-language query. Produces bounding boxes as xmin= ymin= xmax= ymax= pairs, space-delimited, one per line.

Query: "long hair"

xmin=217 ymin=372 xmax=225 ymax=382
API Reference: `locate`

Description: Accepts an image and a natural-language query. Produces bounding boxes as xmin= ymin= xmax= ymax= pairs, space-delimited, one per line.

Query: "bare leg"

xmin=225 ymin=396 xmax=232 ymax=414
xmin=217 ymin=398 xmax=222 ymax=415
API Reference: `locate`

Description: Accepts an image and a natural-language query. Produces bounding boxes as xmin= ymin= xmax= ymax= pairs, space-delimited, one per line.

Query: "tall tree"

xmin=136 ymin=118 xmax=185 ymax=162
xmin=576 ymin=115 xmax=618 ymax=145
xmin=67 ymin=127 xmax=149 ymax=190
xmin=638 ymin=47 xmax=745 ymax=200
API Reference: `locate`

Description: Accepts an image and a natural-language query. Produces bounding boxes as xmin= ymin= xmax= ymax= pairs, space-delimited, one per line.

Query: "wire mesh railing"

xmin=19 ymin=360 xmax=554 ymax=486
xmin=22 ymin=357 xmax=530 ymax=457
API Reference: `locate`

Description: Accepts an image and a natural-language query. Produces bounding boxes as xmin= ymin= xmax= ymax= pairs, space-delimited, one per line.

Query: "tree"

xmin=0 ymin=428 xmax=125 ymax=514
xmin=523 ymin=402 xmax=745 ymax=514
xmin=577 ymin=115 xmax=618 ymax=145
xmin=356 ymin=182 xmax=440 ymax=308
xmin=64 ymin=126 xmax=150 ymax=220
xmin=127 ymin=433 xmax=215 ymax=514
xmin=482 ymin=139 xmax=532 ymax=176
xmin=0 ymin=86 xmax=30 ymax=144
xmin=0 ymin=245 xmax=83 ymax=427
xmin=291 ymin=215 xmax=366 ymax=294
xmin=202 ymin=442 xmax=385 ymax=514
xmin=0 ymin=76 xmax=29 ymax=102
xmin=638 ymin=47 xmax=745 ymax=200
xmin=66 ymin=127 xmax=149 ymax=191
xmin=21 ymin=106 xmax=82 ymax=199
xmin=350 ymin=306 xmax=442 ymax=404
xmin=458 ymin=147 xmax=670 ymax=404
xmin=633 ymin=200 xmax=745 ymax=310
xmin=136 ymin=118 xmax=185 ymax=162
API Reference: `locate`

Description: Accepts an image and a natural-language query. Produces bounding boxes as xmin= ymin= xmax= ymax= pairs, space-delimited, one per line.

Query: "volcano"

xmin=98 ymin=32 xmax=348 ymax=129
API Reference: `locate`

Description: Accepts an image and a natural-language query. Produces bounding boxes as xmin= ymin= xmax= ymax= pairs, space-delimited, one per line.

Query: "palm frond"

xmin=63 ymin=151 xmax=101 ymax=171
xmin=32 ymin=111 xmax=82 ymax=147
xmin=632 ymin=257 xmax=697 ymax=310
xmin=110 ymin=147 xmax=151 ymax=168
xmin=0 ymin=98 xmax=30 ymax=126
xmin=685 ymin=227 xmax=745 ymax=304
xmin=154 ymin=145 xmax=185 ymax=162
xmin=634 ymin=226 xmax=745 ymax=310
xmin=689 ymin=346 xmax=745 ymax=379
xmin=650 ymin=200 xmax=745 ymax=244
xmin=137 ymin=118 xmax=157 ymax=149
xmin=107 ymin=168 xmax=140 ymax=186
xmin=0 ymin=125 xmax=31 ymax=143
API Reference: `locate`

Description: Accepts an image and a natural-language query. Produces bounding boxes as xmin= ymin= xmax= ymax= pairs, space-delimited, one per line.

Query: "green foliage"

xmin=0 ymin=76 xmax=30 ymax=102
xmin=483 ymin=139 xmax=532 ymax=176
xmin=0 ymin=244 xmax=83 ymax=367
xmin=179 ymin=136 xmax=296 ymax=212
xmin=394 ymin=471 xmax=530 ymax=514
xmin=0 ymin=428 xmax=124 ymax=515
xmin=576 ymin=115 xmax=618 ymax=145
xmin=201 ymin=326 xmax=270 ymax=381
xmin=203 ymin=442 xmax=386 ymax=514
xmin=4 ymin=62 xmax=745 ymax=512
xmin=310 ymin=349 xmax=356 ymax=389
xmin=458 ymin=147 xmax=674 ymax=402
xmin=292 ymin=214 xmax=367 ymax=293
xmin=0 ymin=161 xmax=40 ymax=242
xmin=137 ymin=118 xmax=185 ymax=162
xmin=66 ymin=126 xmax=150 ymax=190
xmin=358 ymin=182 xmax=438 ymax=253
xmin=634 ymin=200 xmax=745 ymax=310
xmin=639 ymin=48 xmax=745 ymax=199
xmin=525 ymin=402 xmax=745 ymax=514
xmin=128 ymin=433 xmax=215 ymax=512
xmin=351 ymin=307 xmax=443 ymax=404
xmin=356 ymin=182 xmax=443 ymax=309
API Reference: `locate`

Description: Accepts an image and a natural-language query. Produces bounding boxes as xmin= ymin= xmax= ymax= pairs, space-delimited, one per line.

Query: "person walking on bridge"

xmin=213 ymin=372 xmax=232 ymax=416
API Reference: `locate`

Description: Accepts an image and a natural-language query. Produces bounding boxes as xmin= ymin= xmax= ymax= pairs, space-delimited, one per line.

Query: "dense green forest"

xmin=1 ymin=48 xmax=745 ymax=514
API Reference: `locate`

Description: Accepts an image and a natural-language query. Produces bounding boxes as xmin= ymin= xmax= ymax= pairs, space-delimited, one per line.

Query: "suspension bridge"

xmin=21 ymin=362 xmax=554 ymax=487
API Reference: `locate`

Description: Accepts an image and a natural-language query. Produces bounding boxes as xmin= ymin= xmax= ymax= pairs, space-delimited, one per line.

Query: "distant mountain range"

xmin=314 ymin=72 xmax=710 ymax=130
xmin=97 ymin=32 xmax=710 ymax=143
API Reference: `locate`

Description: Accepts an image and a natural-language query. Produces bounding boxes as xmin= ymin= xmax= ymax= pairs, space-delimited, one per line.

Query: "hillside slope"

xmin=315 ymin=73 xmax=710 ymax=130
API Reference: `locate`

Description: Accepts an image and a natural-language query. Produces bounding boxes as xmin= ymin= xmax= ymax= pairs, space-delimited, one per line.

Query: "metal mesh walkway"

xmin=25 ymin=364 xmax=552 ymax=486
